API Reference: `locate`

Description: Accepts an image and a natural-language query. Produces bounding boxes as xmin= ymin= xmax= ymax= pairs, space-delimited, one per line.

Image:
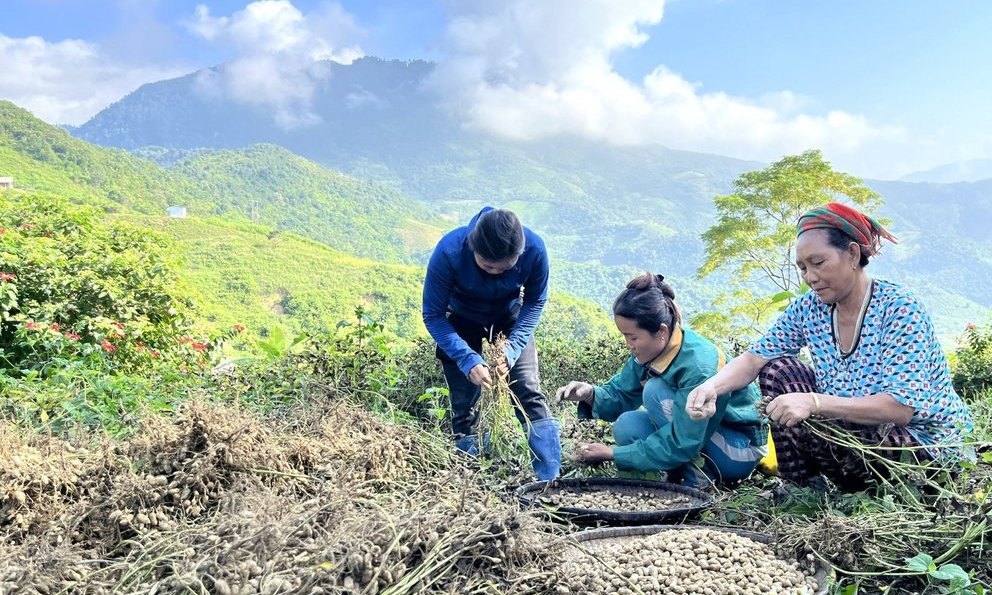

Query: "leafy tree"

xmin=694 ymin=150 xmax=882 ymax=340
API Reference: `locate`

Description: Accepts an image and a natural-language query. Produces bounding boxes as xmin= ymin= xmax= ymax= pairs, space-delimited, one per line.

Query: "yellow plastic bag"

xmin=756 ymin=429 xmax=778 ymax=476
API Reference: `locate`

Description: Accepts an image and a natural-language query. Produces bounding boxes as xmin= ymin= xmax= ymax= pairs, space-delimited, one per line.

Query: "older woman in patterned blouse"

xmin=686 ymin=202 xmax=974 ymax=490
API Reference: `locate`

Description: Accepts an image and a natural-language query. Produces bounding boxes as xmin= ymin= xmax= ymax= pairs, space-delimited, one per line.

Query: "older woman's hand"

xmin=765 ymin=393 xmax=819 ymax=427
xmin=569 ymin=442 xmax=613 ymax=465
xmin=685 ymin=381 xmax=719 ymax=420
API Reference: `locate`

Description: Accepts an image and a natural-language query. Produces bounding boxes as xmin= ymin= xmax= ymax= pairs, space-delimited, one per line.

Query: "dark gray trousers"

xmin=436 ymin=313 xmax=551 ymax=437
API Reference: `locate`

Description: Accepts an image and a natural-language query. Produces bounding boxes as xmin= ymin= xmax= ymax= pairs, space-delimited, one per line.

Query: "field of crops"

xmin=3 ymin=374 xmax=989 ymax=594
xmin=1 ymin=195 xmax=990 ymax=594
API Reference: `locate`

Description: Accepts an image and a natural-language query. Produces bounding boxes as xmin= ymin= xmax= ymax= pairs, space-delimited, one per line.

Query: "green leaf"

xmin=288 ymin=332 xmax=309 ymax=353
xmin=949 ymin=575 xmax=971 ymax=591
xmin=928 ymin=563 xmax=968 ymax=583
xmin=256 ymin=342 xmax=281 ymax=358
xmin=904 ymin=553 xmax=933 ymax=573
xmin=256 ymin=325 xmax=287 ymax=357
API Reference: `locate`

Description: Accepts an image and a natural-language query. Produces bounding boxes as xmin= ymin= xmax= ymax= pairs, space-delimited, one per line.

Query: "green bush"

xmin=0 ymin=194 xmax=224 ymax=433
xmin=211 ymin=307 xmax=433 ymax=418
xmin=0 ymin=194 xmax=203 ymax=375
xmin=539 ymin=333 xmax=628 ymax=399
xmin=952 ymin=322 xmax=992 ymax=397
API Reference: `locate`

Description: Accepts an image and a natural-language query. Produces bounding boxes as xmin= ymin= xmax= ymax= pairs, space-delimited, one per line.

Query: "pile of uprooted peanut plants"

xmin=0 ymin=396 xmax=560 ymax=594
xmin=2 ymin=385 xmax=989 ymax=594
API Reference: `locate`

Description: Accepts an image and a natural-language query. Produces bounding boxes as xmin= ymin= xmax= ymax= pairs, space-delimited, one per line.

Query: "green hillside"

xmin=0 ymin=101 xmax=212 ymax=215
xmin=0 ymin=105 xmax=614 ymax=347
xmin=122 ymin=214 xmax=426 ymax=339
xmin=0 ymin=105 xmax=428 ymax=341
xmin=2 ymin=102 xmax=448 ymax=266
xmin=144 ymin=214 xmax=613 ymax=343
xmin=173 ymin=144 xmax=446 ymax=263
xmin=71 ymin=58 xmax=992 ymax=338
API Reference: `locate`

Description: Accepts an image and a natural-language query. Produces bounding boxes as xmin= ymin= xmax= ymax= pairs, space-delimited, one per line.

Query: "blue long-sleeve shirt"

xmin=422 ymin=207 xmax=550 ymax=377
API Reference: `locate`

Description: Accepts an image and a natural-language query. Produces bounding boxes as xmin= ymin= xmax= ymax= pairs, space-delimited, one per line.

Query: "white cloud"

xmin=344 ymin=89 xmax=386 ymax=110
xmin=431 ymin=0 xmax=908 ymax=176
xmin=0 ymin=34 xmax=187 ymax=125
xmin=186 ymin=0 xmax=364 ymax=129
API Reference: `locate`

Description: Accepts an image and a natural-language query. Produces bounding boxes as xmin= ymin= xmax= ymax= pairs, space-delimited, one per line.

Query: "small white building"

xmin=0 ymin=177 xmax=12 ymax=189
xmin=166 ymin=206 xmax=187 ymax=218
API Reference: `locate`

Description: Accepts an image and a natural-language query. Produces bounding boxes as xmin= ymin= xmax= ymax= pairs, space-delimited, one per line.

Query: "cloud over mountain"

xmin=0 ymin=34 xmax=186 ymax=125
xmin=4 ymin=0 xmax=982 ymax=178
xmin=430 ymin=0 xmax=903 ymax=167
xmin=186 ymin=0 xmax=365 ymax=129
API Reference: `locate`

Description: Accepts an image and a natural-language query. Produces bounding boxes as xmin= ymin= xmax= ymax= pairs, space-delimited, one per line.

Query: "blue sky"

xmin=2 ymin=0 xmax=990 ymax=179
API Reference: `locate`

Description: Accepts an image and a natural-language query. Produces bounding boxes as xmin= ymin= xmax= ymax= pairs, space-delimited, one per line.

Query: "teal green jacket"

xmin=579 ymin=326 xmax=766 ymax=472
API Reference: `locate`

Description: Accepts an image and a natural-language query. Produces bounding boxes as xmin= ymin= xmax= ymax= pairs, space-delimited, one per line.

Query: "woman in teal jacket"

xmin=558 ymin=273 xmax=767 ymax=487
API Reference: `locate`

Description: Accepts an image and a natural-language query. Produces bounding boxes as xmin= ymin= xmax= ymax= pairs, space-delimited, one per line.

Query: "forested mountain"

xmin=899 ymin=159 xmax=992 ymax=184
xmin=172 ymin=144 xmax=445 ymax=263
xmin=0 ymin=101 xmax=213 ymax=215
xmin=68 ymin=57 xmax=992 ymax=338
xmin=72 ymin=59 xmax=755 ymax=277
xmin=2 ymin=101 xmax=442 ymax=264
xmin=0 ymin=102 xmax=613 ymax=341
xmin=860 ymin=178 xmax=992 ymax=331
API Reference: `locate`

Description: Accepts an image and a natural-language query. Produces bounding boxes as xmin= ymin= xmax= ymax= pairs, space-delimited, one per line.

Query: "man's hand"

xmin=468 ymin=364 xmax=493 ymax=388
xmin=555 ymin=381 xmax=595 ymax=405
xmin=765 ymin=392 xmax=818 ymax=427
xmin=493 ymin=358 xmax=510 ymax=381
xmin=495 ymin=344 xmax=515 ymax=380
xmin=569 ymin=442 xmax=614 ymax=465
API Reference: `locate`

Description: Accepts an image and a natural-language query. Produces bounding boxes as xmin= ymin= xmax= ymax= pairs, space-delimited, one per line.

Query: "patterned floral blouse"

xmin=751 ymin=279 xmax=974 ymax=459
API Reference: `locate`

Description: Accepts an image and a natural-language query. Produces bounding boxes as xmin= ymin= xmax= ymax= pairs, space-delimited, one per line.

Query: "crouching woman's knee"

xmin=613 ymin=410 xmax=654 ymax=446
xmin=642 ymin=378 xmax=677 ymax=423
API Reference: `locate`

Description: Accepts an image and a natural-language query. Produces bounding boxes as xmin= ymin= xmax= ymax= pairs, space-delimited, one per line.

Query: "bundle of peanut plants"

xmin=703 ymin=410 xmax=991 ymax=594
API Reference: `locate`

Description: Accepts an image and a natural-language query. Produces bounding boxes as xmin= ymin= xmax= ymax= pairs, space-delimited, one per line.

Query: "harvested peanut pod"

xmin=540 ymin=488 xmax=692 ymax=512
xmin=559 ymin=527 xmax=821 ymax=595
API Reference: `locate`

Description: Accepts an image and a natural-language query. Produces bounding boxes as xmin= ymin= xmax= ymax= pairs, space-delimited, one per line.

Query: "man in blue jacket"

xmin=422 ymin=207 xmax=561 ymax=480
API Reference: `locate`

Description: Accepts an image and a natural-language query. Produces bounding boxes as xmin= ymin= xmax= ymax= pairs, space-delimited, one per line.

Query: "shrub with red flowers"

xmin=0 ymin=194 xmax=206 ymax=376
